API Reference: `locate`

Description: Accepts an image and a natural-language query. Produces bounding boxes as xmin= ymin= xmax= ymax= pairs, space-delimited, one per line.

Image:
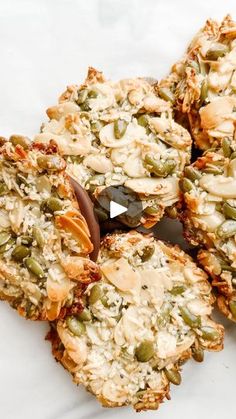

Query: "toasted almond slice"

xmin=56 ymin=211 xmax=93 ymax=253
xmin=57 ymin=324 xmax=87 ymax=366
xmin=46 ymin=102 xmax=79 ymax=120
xmin=45 ymin=300 xmax=62 ymax=321
xmin=47 ymin=263 xmax=72 ymax=302
xmin=199 ymin=174 xmax=236 ymax=198
xmin=125 ymin=177 xmax=178 ymax=196
xmin=200 ymin=96 xmax=236 ymax=130
xmin=101 ymin=257 xmax=139 ymax=291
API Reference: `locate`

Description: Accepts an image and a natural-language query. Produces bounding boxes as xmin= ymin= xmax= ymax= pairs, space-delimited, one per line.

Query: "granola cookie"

xmin=47 ymin=231 xmax=223 ymax=411
xmin=0 ymin=137 xmax=100 ymax=320
xmin=159 ymin=15 xmax=236 ymax=150
xmin=179 ymin=145 xmax=236 ymax=321
xmin=35 ymin=67 xmax=191 ymax=228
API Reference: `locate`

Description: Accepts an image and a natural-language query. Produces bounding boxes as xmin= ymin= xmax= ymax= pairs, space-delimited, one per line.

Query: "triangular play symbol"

xmin=110 ymin=201 xmax=127 ymax=218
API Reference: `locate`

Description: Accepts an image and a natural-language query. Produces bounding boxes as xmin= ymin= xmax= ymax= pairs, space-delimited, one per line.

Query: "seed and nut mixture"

xmin=35 ymin=67 xmax=191 ymax=227
xmin=0 ymin=137 xmax=100 ymax=320
xmin=47 ymin=231 xmax=223 ymax=411
xmin=179 ymin=145 xmax=236 ymax=321
xmin=159 ymin=15 xmax=236 ymax=150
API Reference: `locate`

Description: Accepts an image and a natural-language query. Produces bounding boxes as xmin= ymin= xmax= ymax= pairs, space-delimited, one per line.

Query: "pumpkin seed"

xmin=223 ymin=203 xmax=236 ymax=220
xmin=135 ymin=340 xmax=155 ymax=362
xmin=89 ymin=284 xmax=103 ymax=304
xmin=217 ymin=220 xmax=236 ymax=239
xmin=205 ymin=43 xmax=229 ymax=60
xmin=229 ymin=300 xmax=236 ymax=318
xmin=76 ymin=89 xmax=88 ymax=105
xmin=10 ymin=135 xmax=31 ymax=149
xmin=80 ymin=100 xmax=91 ymax=111
xmin=144 ymin=155 xmax=176 ymax=177
xmin=192 ymin=345 xmax=204 ymax=362
xmin=158 ymin=87 xmax=174 ymax=103
xmin=184 ymin=166 xmax=201 ymax=181
xmin=137 ymin=114 xmax=149 ymax=127
xmin=179 ymin=306 xmax=201 ymax=328
xmin=88 ymin=90 xmax=98 ymax=98
xmin=77 ymin=308 xmax=92 ymax=322
xmin=37 ymin=155 xmax=65 ymax=171
xmin=0 ymin=232 xmax=11 ymax=247
xmin=222 ymin=138 xmax=232 ymax=157
xmin=66 ymin=316 xmax=85 ymax=336
xmin=230 ymin=151 xmax=236 ymax=160
xmin=90 ymin=120 xmax=105 ymax=133
xmin=179 ymin=178 xmax=194 ymax=193
xmin=25 ymin=257 xmax=45 ymax=278
xmin=170 ymin=285 xmax=186 ymax=295
xmin=0 ymin=182 xmax=8 ymax=196
xmin=164 ymin=368 xmax=181 ymax=385
xmin=0 ymin=238 xmax=15 ymax=254
xmin=32 ymin=227 xmax=45 ymax=248
xmin=114 ymin=119 xmax=128 ymax=139
xmin=201 ymin=326 xmax=220 ymax=341
xmin=43 ymin=197 xmax=63 ymax=213
xmin=12 ymin=245 xmax=30 ymax=262
xmin=144 ymin=206 xmax=158 ymax=215
xmin=202 ymin=164 xmax=223 ymax=175
xmin=140 ymin=245 xmax=155 ymax=262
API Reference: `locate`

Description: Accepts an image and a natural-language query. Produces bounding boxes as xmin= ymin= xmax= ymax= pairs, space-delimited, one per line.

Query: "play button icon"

xmin=110 ymin=201 xmax=127 ymax=218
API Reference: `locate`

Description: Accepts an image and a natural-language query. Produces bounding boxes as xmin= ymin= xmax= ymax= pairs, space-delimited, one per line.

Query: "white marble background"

xmin=0 ymin=1 xmax=236 ymax=418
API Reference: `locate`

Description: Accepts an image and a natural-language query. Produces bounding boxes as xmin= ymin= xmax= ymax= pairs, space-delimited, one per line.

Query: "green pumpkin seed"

xmin=44 ymin=197 xmax=63 ymax=213
xmin=90 ymin=120 xmax=105 ymax=133
xmin=144 ymin=155 xmax=176 ymax=177
xmin=229 ymin=300 xmax=236 ymax=318
xmin=37 ymin=155 xmax=65 ymax=171
xmin=184 ymin=166 xmax=201 ymax=181
xmin=25 ymin=257 xmax=45 ymax=278
xmin=88 ymin=90 xmax=98 ymax=98
xmin=114 ymin=119 xmax=128 ymax=139
xmin=76 ymin=89 xmax=88 ymax=105
xmin=80 ymin=100 xmax=91 ymax=111
xmin=10 ymin=135 xmax=31 ymax=149
xmin=179 ymin=306 xmax=201 ymax=328
xmin=192 ymin=346 xmax=204 ymax=362
xmin=136 ymin=390 xmax=146 ymax=399
xmin=137 ymin=114 xmax=149 ymax=127
xmin=158 ymin=87 xmax=175 ymax=103
xmin=0 ymin=232 xmax=11 ymax=247
xmin=200 ymin=79 xmax=208 ymax=104
xmin=179 ymin=178 xmax=194 ymax=193
xmin=77 ymin=308 xmax=92 ymax=322
xmin=135 ymin=340 xmax=155 ymax=362
xmin=21 ymin=236 xmax=33 ymax=246
xmin=101 ymin=293 xmax=110 ymax=307
xmin=66 ymin=316 xmax=86 ymax=336
xmin=202 ymin=164 xmax=223 ymax=175
xmin=222 ymin=138 xmax=232 ymax=157
xmin=140 ymin=245 xmax=155 ymax=262
xmin=217 ymin=220 xmax=236 ymax=239
xmin=32 ymin=227 xmax=45 ymax=248
xmin=144 ymin=206 xmax=158 ymax=215
xmin=223 ymin=203 xmax=236 ymax=220
xmin=12 ymin=245 xmax=30 ymax=262
xmin=201 ymin=326 xmax=220 ymax=341
xmin=0 ymin=238 xmax=15 ymax=254
xmin=0 ymin=182 xmax=8 ymax=196
xmin=205 ymin=43 xmax=229 ymax=60
xmin=170 ymin=285 xmax=186 ymax=296
xmin=164 ymin=368 xmax=181 ymax=385
xmin=89 ymin=284 xmax=103 ymax=304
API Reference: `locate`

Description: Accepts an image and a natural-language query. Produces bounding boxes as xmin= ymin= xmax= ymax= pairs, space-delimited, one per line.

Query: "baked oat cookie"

xmin=35 ymin=67 xmax=191 ymax=227
xmin=159 ymin=15 xmax=236 ymax=150
xmin=179 ymin=146 xmax=236 ymax=321
xmin=0 ymin=136 xmax=100 ymax=320
xmin=47 ymin=231 xmax=223 ymax=411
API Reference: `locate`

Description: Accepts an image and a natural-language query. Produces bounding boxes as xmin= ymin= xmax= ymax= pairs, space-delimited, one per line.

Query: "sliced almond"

xmin=47 ymin=263 xmax=72 ymax=302
xmin=101 ymin=257 xmax=139 ymax=291
xmin=199 ymin=174 xmax=236 ymax=198
xmin=125 ymin=177 xmax=178 ymax=196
